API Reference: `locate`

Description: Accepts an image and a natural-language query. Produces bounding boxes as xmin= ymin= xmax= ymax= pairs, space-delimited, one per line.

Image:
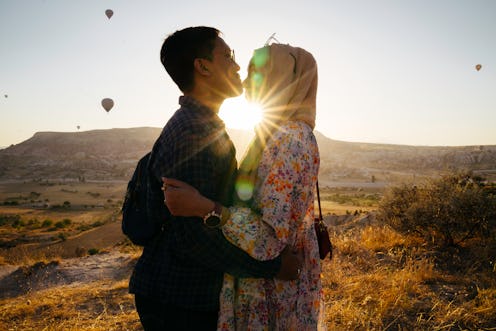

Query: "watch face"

xmin=205 ymin=216 xmax=221 ymax=227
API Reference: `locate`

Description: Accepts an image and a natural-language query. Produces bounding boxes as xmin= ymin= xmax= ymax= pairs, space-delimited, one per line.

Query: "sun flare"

xmin=219 ymin=95 xmax=263 ymax=131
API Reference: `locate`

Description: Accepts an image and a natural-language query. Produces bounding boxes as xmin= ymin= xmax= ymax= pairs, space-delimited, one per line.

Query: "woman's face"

xmin=243 ymin=47 xmax=270 ymax=104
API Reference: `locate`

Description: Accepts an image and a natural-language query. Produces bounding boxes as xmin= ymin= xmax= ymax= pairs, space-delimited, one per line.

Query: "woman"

xmin=163 ymin=43 xmax=325 ymax=330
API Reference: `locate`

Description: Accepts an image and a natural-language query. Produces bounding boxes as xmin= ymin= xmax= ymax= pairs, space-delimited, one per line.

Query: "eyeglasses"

xmin=263 ymin=33 xmax=296 ymax=74
xmin=264 ymin=33 xmax=280 ymax=46
xmin=199 ymin=49 xmax=235 ymax=63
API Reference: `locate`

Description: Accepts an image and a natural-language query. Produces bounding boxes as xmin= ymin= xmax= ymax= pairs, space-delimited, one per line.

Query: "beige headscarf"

xmin=235 ymin=43 xmax=318 ymax=204
xmin=254 ymin=43 xmax=318 ymax=135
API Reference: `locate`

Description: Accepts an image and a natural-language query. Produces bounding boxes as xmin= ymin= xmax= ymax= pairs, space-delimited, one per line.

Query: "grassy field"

xmin=318 ymin=186 xmax=383 ymax=215
xmin=0 ymin=180 xmax=126 ymax=263
xmin=323 ymin=225 xmax=496 ymax=330
xmin=1 ymin=181 xmax=495 ymax=330
xmin=0 ymin=279 xmax=142 ymax=330
xmin=0 ymin=180 xmax=125 ymax=210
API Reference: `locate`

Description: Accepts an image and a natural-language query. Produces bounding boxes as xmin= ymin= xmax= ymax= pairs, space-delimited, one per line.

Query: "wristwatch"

xmin=203 ymin=202 xmax=229 ymax=228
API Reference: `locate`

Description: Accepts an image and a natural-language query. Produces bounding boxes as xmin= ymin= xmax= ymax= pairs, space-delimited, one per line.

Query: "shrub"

xmin=0 ymin=214 xmax=20 ymax=226
xmin=92 ymin=221 xmax=104 ymax=227
xmin=77 ymin=224 xmax=91 ymax=231
xmin=42 ymin=219 xmax=53 ymax=227
xmin=88 ymin=248 xmax=99 ymax=255
xmin=12 ymin=219 xmax=25 ymax=229
xmin=54 ymin=221 xmax=66 ymax=229
xmin=27 ymin=218 xmax=41 ymax=229
xmin=378 ymin=172 xmax=496 ymax=247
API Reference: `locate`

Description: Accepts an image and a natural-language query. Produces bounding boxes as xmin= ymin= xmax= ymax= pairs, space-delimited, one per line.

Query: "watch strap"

xmin=203 ymin=202 xmax=230 ymax=228
xmin=202 ymin=202 xmax=222 ymax=222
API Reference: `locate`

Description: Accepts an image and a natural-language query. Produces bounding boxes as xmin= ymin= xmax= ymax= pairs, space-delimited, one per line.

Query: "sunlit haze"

xmin=1 ymin=0 xmax=495 ymax=148
xmin=220 ymin=97 xmax=263 ymax=131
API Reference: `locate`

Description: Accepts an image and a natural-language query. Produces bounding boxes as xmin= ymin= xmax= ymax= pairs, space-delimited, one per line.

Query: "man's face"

xmin=206 ymin=37 xmax=243 ymax=99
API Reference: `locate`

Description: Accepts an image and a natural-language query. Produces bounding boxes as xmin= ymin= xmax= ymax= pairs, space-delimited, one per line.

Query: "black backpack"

xmin=121 ymin=152 xmax=166 ymax=245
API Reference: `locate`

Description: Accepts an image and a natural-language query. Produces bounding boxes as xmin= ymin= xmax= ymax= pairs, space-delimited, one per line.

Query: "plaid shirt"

xmin=129 ymin=96 xmax=281 ymax=311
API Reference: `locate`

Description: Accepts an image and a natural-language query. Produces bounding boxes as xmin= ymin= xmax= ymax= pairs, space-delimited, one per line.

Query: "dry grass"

xmin=1 ymin=244 xmax=64 ymax=266
xmin=320 ymin=200 xmax=377 ymax=215
xmin=1 ymin=177 xmax=495 ymax=330
xmin=323 ymin=223 xmax=496 ymax=330
xmin=0 ymin=280 xmax=140 ymax=330
xmin=2 ymin=222 xmax=493 ymax=330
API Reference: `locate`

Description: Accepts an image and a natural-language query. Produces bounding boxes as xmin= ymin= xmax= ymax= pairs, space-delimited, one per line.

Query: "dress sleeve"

xmin=222 ymin=125 xmax=319 ymax=261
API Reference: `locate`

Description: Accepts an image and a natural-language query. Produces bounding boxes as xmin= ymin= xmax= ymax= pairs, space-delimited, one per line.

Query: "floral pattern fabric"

xmin=219 ymin=121 xmax=326 ymax=330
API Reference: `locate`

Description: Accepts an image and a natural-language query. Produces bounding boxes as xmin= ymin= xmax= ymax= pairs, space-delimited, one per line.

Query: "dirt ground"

xmin=0 ymin=249 xmax=137 ymax=300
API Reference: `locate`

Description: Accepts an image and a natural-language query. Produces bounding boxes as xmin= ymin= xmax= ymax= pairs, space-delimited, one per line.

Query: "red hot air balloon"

xmin=101 ymin=98 xmax=114 ymax=112
xmin=105 ymin=9 xmax=113 ymax=19
xmin=475 ymin=64 xmax=482 ymax=71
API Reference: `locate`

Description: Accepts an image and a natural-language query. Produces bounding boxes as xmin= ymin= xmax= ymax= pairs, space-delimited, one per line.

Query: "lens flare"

xmin=219 ymin=97 xmax=263 ymax=130
xmin=253 ymin=72 xmax=264 ymax=87
xmin=236 ymin=179 xmax=254 ymax=201
xmin=253 ymin=47 xmax=269 ymax=68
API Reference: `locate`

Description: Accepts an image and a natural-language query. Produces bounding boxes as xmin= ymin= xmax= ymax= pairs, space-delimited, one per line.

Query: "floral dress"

xmin=218 ymin=121 xmax=326 ymax=331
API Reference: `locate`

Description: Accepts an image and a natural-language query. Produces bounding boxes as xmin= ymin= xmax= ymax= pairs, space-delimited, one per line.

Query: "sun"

xmin=219 ymin=95 xmax=263 ymax=131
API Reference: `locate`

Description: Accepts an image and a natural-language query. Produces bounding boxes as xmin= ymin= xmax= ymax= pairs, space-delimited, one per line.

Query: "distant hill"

xmin=0 ymin=127 xmax=495 ymax=185
xmin=313 ymin=132 xmax=496 ymax=185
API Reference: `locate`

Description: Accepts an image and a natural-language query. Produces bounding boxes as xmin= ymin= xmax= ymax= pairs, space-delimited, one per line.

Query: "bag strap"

xmin=316 ymin=180 xmax=323 ymax=221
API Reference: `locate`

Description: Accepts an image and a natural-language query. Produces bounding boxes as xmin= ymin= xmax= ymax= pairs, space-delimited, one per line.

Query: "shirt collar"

xmin=179 ymin=95 xmax=225 ymax=128
xmin=179 ymin=95 xmax=213 ymax=114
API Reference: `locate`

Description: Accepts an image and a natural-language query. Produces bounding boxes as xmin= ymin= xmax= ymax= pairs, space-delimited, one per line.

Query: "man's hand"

xmin=162 ymin=177 xmax=214 ymax=217
xmin=275 ymin=246 xmax=304 ymax=280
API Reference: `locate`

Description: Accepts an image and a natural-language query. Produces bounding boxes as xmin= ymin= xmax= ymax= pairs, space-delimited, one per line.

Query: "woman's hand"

xmin=162 ymin=177 xmax=214 ymax=218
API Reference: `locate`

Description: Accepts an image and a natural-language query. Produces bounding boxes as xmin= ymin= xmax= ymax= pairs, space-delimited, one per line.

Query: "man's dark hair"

xmin=160 ymin=26 xmax=220 ymax=92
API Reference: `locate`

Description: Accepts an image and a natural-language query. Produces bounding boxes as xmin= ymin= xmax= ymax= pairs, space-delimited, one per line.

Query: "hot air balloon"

xmin=77 ymin=125 xmax=80 ymax=130
xmin=4 ymin=94 xmax=7 ymax=98
xmin=476 ymin=64 xmax=482 ymax=71
xmin=105 ymin=9 xmax=113 ymax=19
xmin=101 ymin=98 xmax=114 ymax=112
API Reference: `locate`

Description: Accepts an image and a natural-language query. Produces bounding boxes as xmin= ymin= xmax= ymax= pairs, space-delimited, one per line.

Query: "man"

xmin=129 ymin=26 xmax=300 ymax=330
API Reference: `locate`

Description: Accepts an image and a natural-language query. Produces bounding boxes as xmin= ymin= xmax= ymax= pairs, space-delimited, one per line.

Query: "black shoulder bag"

xmin=314 ymin=181 xmax=333 ymax=260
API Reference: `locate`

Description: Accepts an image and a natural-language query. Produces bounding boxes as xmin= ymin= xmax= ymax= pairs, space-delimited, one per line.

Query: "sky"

xmin=1 ymin=0 xmax=495 ymax=148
